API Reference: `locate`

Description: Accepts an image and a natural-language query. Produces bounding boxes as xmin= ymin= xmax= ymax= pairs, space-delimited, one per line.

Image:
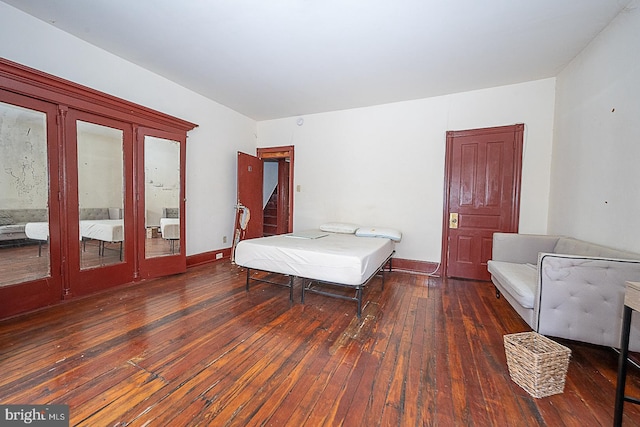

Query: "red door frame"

xmin=0 ymin=90 xmax=63 ymax=317
xmin=257 ymin=145 xmax=294 ymax=234
xmin=137 ymin=127 xmax=187 ymax=279
xmin=63 ymin=109 xmax=136 ymax=297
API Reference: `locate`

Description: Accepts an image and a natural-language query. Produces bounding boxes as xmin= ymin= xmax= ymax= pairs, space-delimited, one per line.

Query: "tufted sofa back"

xmin=554 ymin=237 xmax=640 ymax=261
xmin=0 ymin=209 xmax=48 ymax=225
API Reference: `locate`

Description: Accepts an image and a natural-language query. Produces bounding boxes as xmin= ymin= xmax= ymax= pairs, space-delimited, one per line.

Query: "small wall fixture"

xmin=296 ymin=118 xmax=304 ymax=126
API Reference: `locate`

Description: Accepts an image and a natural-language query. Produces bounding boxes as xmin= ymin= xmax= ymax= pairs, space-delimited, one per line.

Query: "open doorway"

xmin=236 ymin=146 xmax=294 ymax=243
xmin=257 ymin=146 xmax=294 ymax=236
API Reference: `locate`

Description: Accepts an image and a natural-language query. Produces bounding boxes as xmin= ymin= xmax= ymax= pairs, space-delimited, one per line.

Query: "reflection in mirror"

xmin=77 ymin=121 xmax=124 ymax=270
xmin=0 ymin=101 xmax=50 ymax=286
xmin=145 ymin=136 xmax=180 ymax=258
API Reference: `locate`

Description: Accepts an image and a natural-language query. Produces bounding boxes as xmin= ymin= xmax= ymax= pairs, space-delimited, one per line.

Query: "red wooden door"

xmin=237 ymin=152 xmax=264 ymax=240
xmin=137 ymin=127 xmax=187 ymax=280
xmin=444 ymin=125 xmax=523 ymax=280
xmin=64 ymin=110 xmax=136 ymax=296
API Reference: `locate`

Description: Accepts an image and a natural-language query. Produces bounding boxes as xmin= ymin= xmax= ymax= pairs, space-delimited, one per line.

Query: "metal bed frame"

xmin=245 ymin=268 xmax=295 ymax=303
xmin=244 ymin=251 xmax=394 ymax=317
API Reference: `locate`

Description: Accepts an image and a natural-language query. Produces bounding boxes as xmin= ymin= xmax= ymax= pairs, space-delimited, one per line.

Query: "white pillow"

xmin=319 ymin=222 xmax=359 ymax=234
xmin=355 ymin=226 xmax=402 ymax=242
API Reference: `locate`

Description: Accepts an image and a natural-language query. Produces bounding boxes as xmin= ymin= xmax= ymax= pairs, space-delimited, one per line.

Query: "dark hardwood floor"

xmin=1 ymin=261 xmax=639 ymax=426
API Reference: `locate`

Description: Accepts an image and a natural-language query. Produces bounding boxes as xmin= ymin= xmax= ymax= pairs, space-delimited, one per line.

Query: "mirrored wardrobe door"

xmin=64 ymin=110 xmax=134 ymax=297
xmin=0 ymin=90 xmax=63 ymax=317
xmin=0 ymin=101 xmax=51 ymax=285
xmin=144 ymin=135 xmax=181 ymax=259
xmin=76 ymin=120 xmax=125 ymax=270
xmin=137 ymin=127 xmax=186 ymax=279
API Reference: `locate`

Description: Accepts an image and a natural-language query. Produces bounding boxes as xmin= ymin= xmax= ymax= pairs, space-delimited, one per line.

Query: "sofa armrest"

xmin=491 ymin=233 xmax=560 ymax=264
xmin=534 ymin=253 xmax=640 ymax=349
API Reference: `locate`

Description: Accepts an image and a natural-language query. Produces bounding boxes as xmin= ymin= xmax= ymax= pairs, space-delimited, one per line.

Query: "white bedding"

xmin=25 ymin=222 xmax=49 ymax=241
xmin=234 ymin=231 xmax=395 ymax=286
xmin=160 ymin=218 xmax=180 ymax=240
xmin=80 ymin=219 xmax=124 ymax=242
xmin=26 ymin=220 xmax=124 ymax=242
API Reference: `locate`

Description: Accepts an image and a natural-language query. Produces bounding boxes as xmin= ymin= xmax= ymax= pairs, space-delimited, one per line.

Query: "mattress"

xmin=25 ymin=222 xmax=49 ymax=241
xmin=160 ymin=218 xmax=180 ymax=239
xmin=25 ymin=219 xmax=123 ymax=242
xmin=234 ymin=231 xmax=395 ymax=286
xmin=80 ymin=219 xmax=124 ymax=242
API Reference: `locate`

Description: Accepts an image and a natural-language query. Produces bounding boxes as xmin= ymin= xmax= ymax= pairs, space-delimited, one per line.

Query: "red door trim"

xmin=257 ymin=146 xmax=294 ymax=233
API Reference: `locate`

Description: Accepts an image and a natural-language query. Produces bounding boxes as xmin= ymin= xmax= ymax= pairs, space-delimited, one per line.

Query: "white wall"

xmin=263 ymin=162 xmax=279 ymax=207
xmin=550 ymin=2 xmax=640 ymax=253
xmin=258 ymin=79 xmax=556 ymax=263
xmin=144 ymin=137 xmax=180 ymax=227
xmin=0 ymin=2 xmax=257 ymax=256
xmin=0 ymin=2 xmax=567 ymax=264
xmin=77 ymin=124 xmax=124 ymax=210
xmin=0 ymin=103 xmax=48 ymax=209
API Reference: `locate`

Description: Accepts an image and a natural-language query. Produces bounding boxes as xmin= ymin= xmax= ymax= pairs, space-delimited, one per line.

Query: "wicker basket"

xmin=504 ymin=332 xmax=571 ymax=398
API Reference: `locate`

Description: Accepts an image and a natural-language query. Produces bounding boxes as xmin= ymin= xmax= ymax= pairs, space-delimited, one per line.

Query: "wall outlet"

xmin=216 ymin=253 xmax=223 ymax=260
xmin=223 ymin=235 xmax=227 ymax=243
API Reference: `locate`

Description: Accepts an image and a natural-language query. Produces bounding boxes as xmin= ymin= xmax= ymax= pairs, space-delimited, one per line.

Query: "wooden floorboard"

xmin=2 ymin=261 xmax=640 ymax=426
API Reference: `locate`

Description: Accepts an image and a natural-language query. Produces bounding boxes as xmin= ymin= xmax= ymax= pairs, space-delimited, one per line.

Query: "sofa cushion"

xmin=487 ymin=260 xmax=537 ymax=309
xmin=554 ymin=237 xmax=640 ymax=261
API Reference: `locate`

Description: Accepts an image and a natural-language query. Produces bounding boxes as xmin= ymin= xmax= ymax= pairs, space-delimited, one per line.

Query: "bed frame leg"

xmin=288 ymin=275 xmax=294 ymax=303
xmin=356 ymin=287 xmax=362 ymax=318
xmin=301 ymin=281 xmax=306 ymax=304
xmin=245 ymin=268 xmax=251 ymax=292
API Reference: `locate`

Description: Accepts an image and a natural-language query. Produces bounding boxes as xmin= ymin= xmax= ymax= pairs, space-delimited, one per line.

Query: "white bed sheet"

xmin=25 ymin=220 xmax=123 ymax=242
xmin=234 ymin=231 xmax=394 ymax=286
xmin=80 ymin=219 xmax=124 ymax=242
xmin=160 ymin=218 xmax=180 ymax=239
xmin=25 ymin=222 xmax=49 ymax=241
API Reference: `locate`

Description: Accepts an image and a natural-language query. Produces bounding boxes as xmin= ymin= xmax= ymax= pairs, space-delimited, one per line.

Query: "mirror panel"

xmin=0 ymin=101 xmax=50 ymax=286
xmin=144 ymin=136 xmax=180 ymax=259
xmin=76 ymin=120 xmax=125 ymax=270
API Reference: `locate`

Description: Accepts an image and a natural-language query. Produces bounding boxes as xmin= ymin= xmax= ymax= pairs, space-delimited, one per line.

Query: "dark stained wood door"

xmin=237 ymin=152 xmax=264 ymax=240
xmin=443 ymin=124 xmax=523 ymax=280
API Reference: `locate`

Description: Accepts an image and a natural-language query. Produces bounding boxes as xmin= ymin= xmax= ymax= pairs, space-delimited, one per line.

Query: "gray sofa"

xmin=488 ymin=233 xmax=640 ymax=351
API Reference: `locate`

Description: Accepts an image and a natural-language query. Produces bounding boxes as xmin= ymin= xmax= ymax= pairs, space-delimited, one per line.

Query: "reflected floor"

xmin=0 ymin=241 xmax=49 ymax=286
xmin=0 ymin=238 xmax=179 ymax=287
xmin=145 ymin=236 xmax=179 ymax=258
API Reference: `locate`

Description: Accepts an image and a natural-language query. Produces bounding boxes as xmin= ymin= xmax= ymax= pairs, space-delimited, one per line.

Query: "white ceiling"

xmin=2 ymin=0 xmax=632 ymax=120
